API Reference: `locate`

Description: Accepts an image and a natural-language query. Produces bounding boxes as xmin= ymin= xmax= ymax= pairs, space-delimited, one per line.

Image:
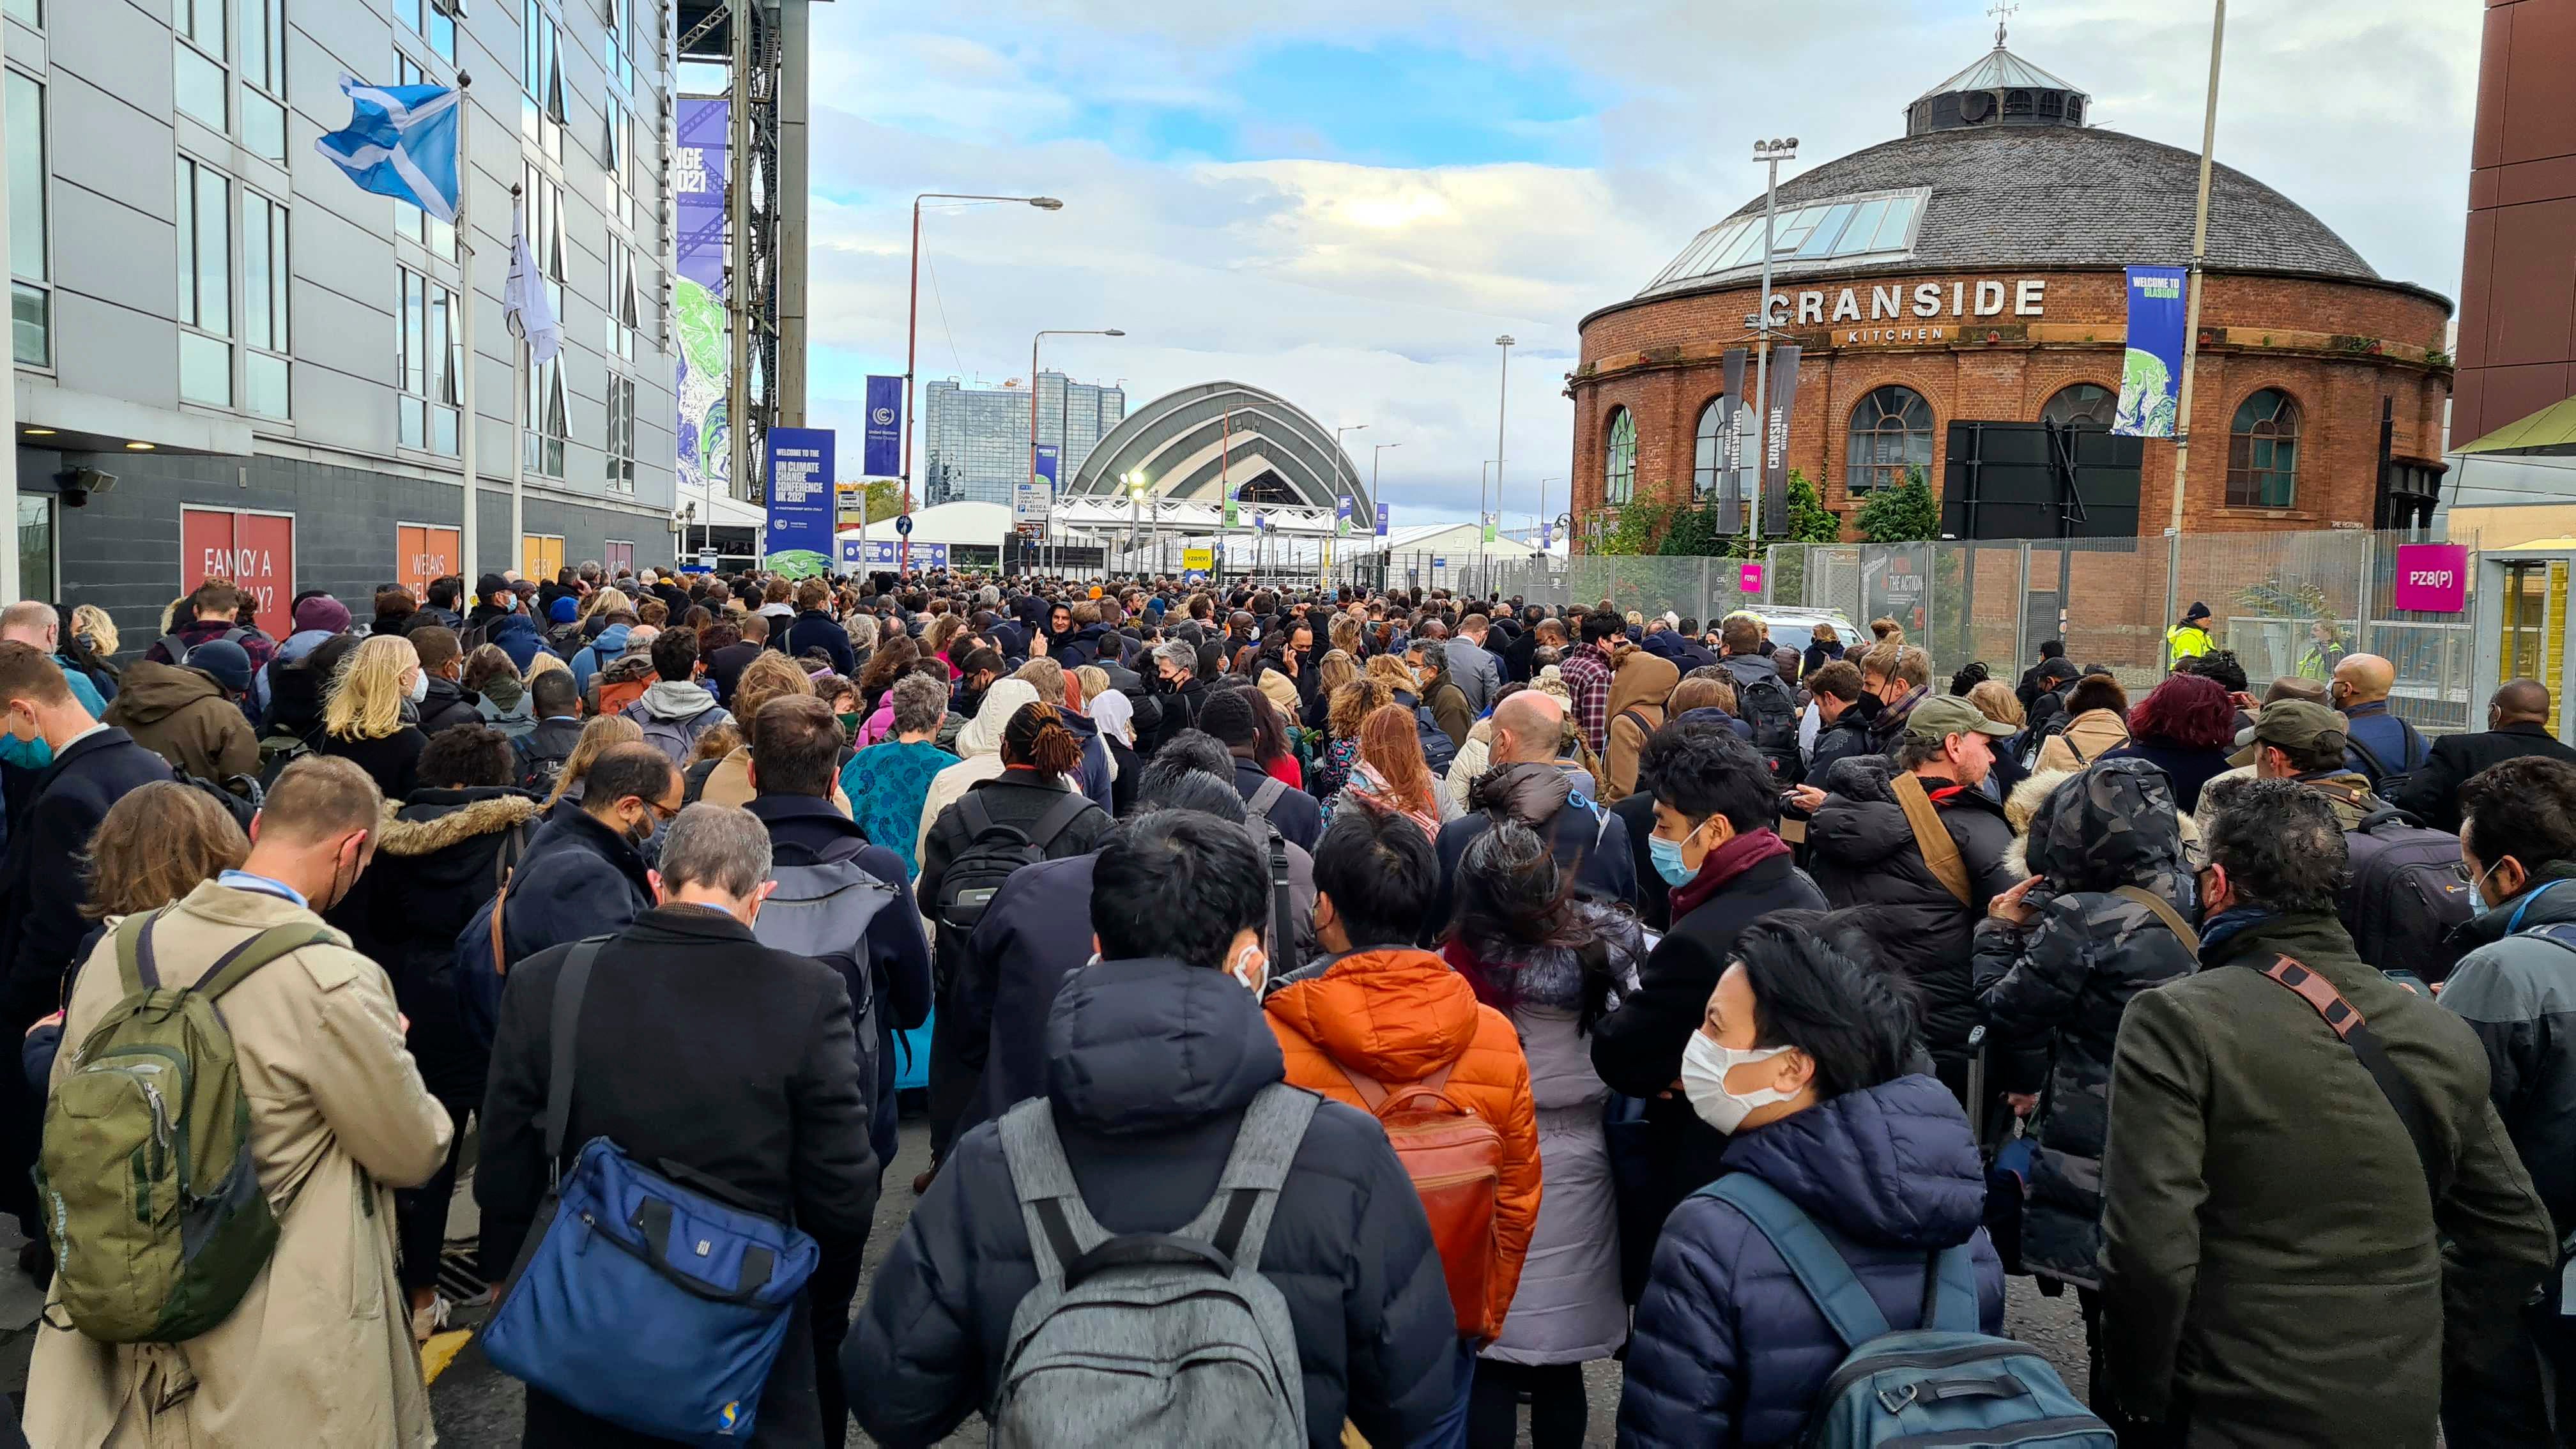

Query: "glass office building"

xmin=923 ymin=372 xmax=1125 ymax=505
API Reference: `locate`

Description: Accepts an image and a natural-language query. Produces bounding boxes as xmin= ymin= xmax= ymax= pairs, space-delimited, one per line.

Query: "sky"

xmin=797 ymin=0 xmax=2483 ymax=527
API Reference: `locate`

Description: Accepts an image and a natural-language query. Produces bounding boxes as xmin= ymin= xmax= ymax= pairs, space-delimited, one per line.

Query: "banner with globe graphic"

xmin=2116 ymin=266 xmax=2187 ymax=438
xmin=674 ymin=100 xmax=730 ymax=499
xmin=862 ymin=374 xmax=902 ymax=477
xmin=765 ymin=427 xmax=835 ymax=578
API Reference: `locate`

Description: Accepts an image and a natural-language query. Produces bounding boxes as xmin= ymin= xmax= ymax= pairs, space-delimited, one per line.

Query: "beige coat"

xmin=26 ymin=881 xmax=454 ymax=1449
xmin=2034 ymin=708 xmax=2131 ymax=774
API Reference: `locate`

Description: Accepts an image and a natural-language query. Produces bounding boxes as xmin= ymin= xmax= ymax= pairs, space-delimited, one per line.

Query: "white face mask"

xmin=1227 ymin=941 xmax=1268 ymax=993
xmin=1680 ymin=1032 xmax=1797 ymax=1134
xmin=406 ymin=669 xmax=429 ymax=705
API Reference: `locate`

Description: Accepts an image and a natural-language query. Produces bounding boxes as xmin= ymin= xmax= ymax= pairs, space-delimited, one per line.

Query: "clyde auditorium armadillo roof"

xmin=1063 ymin=380 xmax=1368 ymax=514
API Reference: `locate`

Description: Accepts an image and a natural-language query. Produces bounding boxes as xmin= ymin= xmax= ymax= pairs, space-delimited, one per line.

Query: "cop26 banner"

xmin=674 ymin=101 xmax=730 ymax=497
xmin=862 ymin=374 xmax=902 ymax=477
xmin=2117 ymin=266 xmax=2188 ymax=438
xmin=765 ymin=427 xmax=835 ymax=578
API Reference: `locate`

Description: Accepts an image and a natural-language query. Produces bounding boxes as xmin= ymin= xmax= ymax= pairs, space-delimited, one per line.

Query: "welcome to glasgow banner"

xmin=2117 ymin=266 xmax=2188 ymax=438
xmin=765 ymin=427 xmax=835 ymax=578
xmin=862 ymin=374 xmax=902 ymax=476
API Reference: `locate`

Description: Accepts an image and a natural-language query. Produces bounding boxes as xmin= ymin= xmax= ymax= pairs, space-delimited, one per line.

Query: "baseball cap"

xmin=1905 ymin=694 xmax=2018 ymax=744
xmin=2229 ymin=698 xmax=2347 ymax=768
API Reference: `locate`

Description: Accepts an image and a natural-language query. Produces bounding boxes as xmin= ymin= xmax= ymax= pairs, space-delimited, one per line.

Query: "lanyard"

xmin=2508 ymin=878 xmax=2573 ymax=935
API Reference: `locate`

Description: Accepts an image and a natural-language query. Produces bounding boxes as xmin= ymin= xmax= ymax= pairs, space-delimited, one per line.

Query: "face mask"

xmin=2470 ymin=860 xmax=2506 ymax=917
xmin=624 ymin=808 xmax=666 ymax=854
xmin=1648 ymin=819 xmax=1710 ymax=887
xmin=1227 ymin=941 xmax=1268 ymax=992
xmin=1680 ymin=1032 xmax=1798 ymax=1135
xmin=406 ymin=670 xmax=429 ymax=705
xmin=838 ymin=710 xmax=863 ymax=735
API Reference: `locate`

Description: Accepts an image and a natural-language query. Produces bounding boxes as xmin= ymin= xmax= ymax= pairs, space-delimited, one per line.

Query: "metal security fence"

xmin=1764 ymin=530 xmax=2478 ymax=734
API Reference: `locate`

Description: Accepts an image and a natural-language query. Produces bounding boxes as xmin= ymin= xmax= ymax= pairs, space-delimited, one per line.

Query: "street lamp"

xmin=1030 ymin=327 xmax=1125 ymax=575
xmin=1492 ymin=335 xmax=1514 ymax=586
xmin=1372 ymin=441 xmax=1402 ymax=589
xmin=1125 ymin=468 xmax=1151 ymax=565
xmin=1745 ymin=139 xmax=1798 ymax=543
xmin=903 ymin=192 xmax=1064 ymax=567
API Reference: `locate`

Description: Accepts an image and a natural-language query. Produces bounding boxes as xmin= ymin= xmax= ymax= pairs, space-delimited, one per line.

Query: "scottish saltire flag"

xmin=314 ymin=78 xmax=461 ymax=222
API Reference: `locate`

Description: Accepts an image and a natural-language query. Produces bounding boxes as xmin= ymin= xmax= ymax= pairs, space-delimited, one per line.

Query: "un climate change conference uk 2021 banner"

xmin=2117 ymin=266 xmax=2188 ymax=438
xmin=767 ymin=427 xmax=835 ymax=578
xmin=863 ymin=375 xmax=903 ymax=477
xmin=675 ymin=100 xmax=730 ymax=499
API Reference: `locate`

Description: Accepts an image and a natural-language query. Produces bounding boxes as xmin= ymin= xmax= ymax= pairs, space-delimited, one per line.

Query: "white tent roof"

xmin=839 ymin=501 xmax=1012 ymax=548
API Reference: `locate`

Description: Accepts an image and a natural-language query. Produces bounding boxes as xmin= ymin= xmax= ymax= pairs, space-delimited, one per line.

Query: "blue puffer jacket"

xmin=483 ymin=611 xmax=551 ymax=673
xmin=1616 ymin=1073 xmax=2005 ymax=1449
xmin=567 ymin=622 xmax=631 ymax=695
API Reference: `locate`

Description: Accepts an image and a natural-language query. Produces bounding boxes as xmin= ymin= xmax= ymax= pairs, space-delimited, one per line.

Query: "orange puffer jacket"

xmin=1263 ymin=947 xmax=1542 ymax=1342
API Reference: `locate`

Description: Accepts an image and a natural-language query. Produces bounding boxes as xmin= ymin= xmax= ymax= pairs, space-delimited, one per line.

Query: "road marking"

xmin=421 ymin=1328 xmax=473 ymax=1386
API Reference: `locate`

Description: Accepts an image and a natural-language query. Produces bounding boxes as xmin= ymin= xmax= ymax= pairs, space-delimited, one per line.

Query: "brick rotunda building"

xmin=1568 ymin=33 xmax=2455 ymax=547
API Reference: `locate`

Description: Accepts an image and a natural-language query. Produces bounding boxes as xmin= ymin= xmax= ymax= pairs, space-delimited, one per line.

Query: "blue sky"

xmin=797 ymin=1 xmax=2482 ymax=526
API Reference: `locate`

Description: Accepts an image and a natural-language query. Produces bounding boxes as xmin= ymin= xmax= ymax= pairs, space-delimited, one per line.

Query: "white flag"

xmin=504 ymin=199 xmax=562 ymax=366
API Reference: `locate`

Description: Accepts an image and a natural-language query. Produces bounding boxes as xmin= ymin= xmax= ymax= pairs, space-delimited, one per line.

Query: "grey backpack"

xmin=750 ymin=839 xmax=898 ymax=1098
xmin=992 ymin=1083 xmax=1317 ymax=1449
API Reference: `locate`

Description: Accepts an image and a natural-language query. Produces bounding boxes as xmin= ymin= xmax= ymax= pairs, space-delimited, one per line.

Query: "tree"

xmin=1854 ymin=465 xmax=1941 ymax=544
xmin=1597 ymin=497 xmax=1671 ymax=556
xmin=862 ymin=479 xmax=904 ymax=521
xmin=1779 ymin=470 xmax=1843 ymax=544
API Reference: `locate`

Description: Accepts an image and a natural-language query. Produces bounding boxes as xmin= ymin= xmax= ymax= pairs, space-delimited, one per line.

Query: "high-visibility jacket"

xmin=2165 ymin=622 xmax=2215 ymax=670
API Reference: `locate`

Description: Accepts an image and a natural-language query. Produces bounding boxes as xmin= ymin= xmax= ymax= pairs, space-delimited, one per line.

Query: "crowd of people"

xmin=0 ymin=562 xmax=2570 ymax=1447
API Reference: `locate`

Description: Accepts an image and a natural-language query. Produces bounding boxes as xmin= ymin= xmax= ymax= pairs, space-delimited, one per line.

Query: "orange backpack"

xmin=594 ymin=675 xmax=649 ymax=718
xmin=1335 ymin=1059 xmax=1506 ymax=1340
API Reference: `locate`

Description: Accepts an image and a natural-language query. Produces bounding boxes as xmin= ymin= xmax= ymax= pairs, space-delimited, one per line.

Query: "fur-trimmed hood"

xmin=376 ymin=790 xmax=543 ymax=857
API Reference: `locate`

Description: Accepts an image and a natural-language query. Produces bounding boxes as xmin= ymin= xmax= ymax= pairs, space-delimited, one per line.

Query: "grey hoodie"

xmin=632 ymin=678 xmax=726 ymax=724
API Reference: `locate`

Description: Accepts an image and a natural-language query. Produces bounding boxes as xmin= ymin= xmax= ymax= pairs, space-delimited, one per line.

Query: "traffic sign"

xmin=894 ymin=513 xmax=913 ymax=537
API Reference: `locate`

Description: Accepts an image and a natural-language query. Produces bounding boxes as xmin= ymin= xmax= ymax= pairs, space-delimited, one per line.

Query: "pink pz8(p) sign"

xmin=2392 ymin=544 xmax=2468 ymax=614
xmin=1738 ymin=562 xmax=1765 ymax=596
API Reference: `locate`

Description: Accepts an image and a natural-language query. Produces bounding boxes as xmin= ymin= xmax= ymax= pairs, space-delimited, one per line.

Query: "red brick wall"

xmin=1568 ymin=266 xmax=2453 ymax=544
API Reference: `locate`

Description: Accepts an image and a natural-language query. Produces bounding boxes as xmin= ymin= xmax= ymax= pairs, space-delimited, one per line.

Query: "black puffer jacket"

xmin=1807 ymin=755 xmax=2020 ymax=1070
xmin=845 ymin=956 xmax=1459 ymax=1448
xmin=1972 ymin=758 xmax=2197 ymax=1285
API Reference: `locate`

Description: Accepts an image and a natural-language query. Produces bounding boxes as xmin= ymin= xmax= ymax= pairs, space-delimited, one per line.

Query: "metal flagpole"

xmin=454 ymin=76 xmax=479 ymax=582
xmin=2168 ymin=0 xmax=2227 ymax=538
xmin=509 ymin=183 xmax=526 ymax=581
xmin=1749 ymin=137 xmax=1795 ymax=544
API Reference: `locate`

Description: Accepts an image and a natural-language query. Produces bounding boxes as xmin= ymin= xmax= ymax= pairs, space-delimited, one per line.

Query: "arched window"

xmin=1846 ymin=385 xmax=1934 ymax=492
xmin=2041 ymin=383 xmax=2117 ymax=430
xmin=1692 ymin=397 xmax=1726 ymax=501
xmin=1604 ymin=408 xmax=1637 ymax=506
xmin=2227 ymin=388 xmax=2301 ymax=507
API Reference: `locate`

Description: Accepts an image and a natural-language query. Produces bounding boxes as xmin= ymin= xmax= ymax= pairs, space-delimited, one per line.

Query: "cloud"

xmin=798 ymin=1 xmax=2482 ymax=523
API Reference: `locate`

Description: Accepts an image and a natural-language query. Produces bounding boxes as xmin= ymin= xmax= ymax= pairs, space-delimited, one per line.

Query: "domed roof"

xmin=1064 ymin=380 xmax=1366 ymax=512
xmin=1631 ymin=38 xmax=2385 ymax=308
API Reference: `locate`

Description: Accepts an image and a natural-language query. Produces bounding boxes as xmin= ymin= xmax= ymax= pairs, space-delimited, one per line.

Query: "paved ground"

xmin=424 ymin=1117 xmax=2093 ymax=1448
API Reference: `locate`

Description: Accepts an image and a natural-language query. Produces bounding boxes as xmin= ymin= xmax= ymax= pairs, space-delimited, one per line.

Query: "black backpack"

xmin=2342 ymin=807 xmax=2475 ymax=983
xmin=933 ymin=791 xmax=1098 ymax=937
xmin=1735 ymin=671 xmax=1804 ymax=785
xmin=2346 ymin=717 xmax=2428 ymax=800
xmin=157 ymin=628 xmax=248 ymax=664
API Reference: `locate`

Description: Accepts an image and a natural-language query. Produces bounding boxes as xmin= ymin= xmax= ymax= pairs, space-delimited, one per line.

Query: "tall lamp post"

xmin=904 ymin=192 xmax=1061 ymax=569
xmin=1748 ymin=138 xmax=1797 ymax=544
xmin=1030 ymin=327 xmax=1124 ymax=576
xmin=2168 ymin=0 xmax=2227 ymax=540
xmin=1491 ymin=334 xmax=1513 ymax=593
xmin=1374 ymin=441 xmax=1402 ymax=592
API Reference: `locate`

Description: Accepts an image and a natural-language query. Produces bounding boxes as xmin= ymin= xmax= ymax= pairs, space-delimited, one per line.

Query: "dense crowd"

xmin=0 ymin=561 xmax=2572 ymax=1448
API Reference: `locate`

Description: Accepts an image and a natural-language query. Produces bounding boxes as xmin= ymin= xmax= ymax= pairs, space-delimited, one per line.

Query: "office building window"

xmin=525 ymin=355 xmax=567 ymax=477
xmin=605 ymin=373 xmax=636 ymax=491
xmin=7 ymin=70 xmax=45 ymax=367
xmin=398 ymin=266 xmax=461 ymax=455
xmin=175 ymin=157 xmax=233 ymax=406
xmin=241 ymin=189 xmax=288 ymax=418
xmin=522 ymin=164 xmax=567 ymax=319
xmin=174 ymin=0 xmax=227 ymax=132
xmin=602 ymin=106 xmax=634 ymax=231
xmin=604 ymin=241 xmax=638 ymax=361
xmin=393 ymin=54 xmax=457 ymax=259
xmin=602 ymin=0 xmax=634 ymax=93
xmin=522 ymin=0 xmax=565 ymax=163
xmin=3 ymin=0 xmax=39 ymax=29
xmin=395 ymin=0 xmax=457 ymax=63
xmin=239 ymin=0 xmax=286 ymax=163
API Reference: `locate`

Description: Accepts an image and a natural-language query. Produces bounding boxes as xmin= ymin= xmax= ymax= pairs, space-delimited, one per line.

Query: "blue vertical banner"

xmin=2116 ymin=266 xmax=2188 ymax=438
xmin=1375 ymin=502 xmax=1391 ymax=537
xmin=1034 ymin=444 xmax=1060 ymax=489
xmin=765 ymin=426 xmax=836 ymax=577
xmin=862 ymin=375 xmax=903 ymax=475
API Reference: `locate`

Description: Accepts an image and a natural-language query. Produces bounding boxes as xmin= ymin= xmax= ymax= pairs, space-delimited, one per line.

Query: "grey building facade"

xmin=923 ymin=371 xmax=1123 ymax=506
xmin=6 ymin=0 xmax=679 ymax=644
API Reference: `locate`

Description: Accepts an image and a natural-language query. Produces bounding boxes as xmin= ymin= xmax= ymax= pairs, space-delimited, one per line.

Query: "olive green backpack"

xmin=34 ymin=908 xmax=329 ymax=1342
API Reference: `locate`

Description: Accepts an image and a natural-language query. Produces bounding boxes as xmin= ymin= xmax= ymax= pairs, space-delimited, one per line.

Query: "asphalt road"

xmin=425 ymin=1117 xmax=2093 ymax=1448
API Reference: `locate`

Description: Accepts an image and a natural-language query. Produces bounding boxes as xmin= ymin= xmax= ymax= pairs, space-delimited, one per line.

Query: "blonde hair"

xmin=583 ymin=586 xmax=632 ymax=622
xmin=731 ymin=652 xmax=811 ymax=725
xmin=524 ymin=651 xmax=570 ymax=682
xmin=1314 ymin=648 xmax=1357 ymax=702
xmin=686 ymin=721 xmax=743 ymax=767
xmin=72 ymin=604 xmax=119 ymax=659
xmin=543 ymin=714 xmax=645 ymax=810
xmin=1073 ymin=666 xmax=1110 ymax=713
xmin=1967 ymin=678 xmax=2026 ymax=729
xmin=323 ymin=635 xmax=419 ymax=742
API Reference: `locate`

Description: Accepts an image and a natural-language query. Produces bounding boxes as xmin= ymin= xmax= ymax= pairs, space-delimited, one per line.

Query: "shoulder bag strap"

xmin=1268 ymin=827 xmax=1295 ymax=977
xmin=2112 ymin=885 xmax=2201 ymax=953
xmin=997 ymin=1096 xmax=1110 ymax=1285
xmin=1190 ymin=1083 xmax=1321 ymax=1275
xmin=2250 ymin=953 xmax=2444 ymax=1195
xmin=956 ymin=792 xmax=995 ymax=841
xmin=2346 ymin=730 xmax=2392 ymax=784
xmin=1025 ymin=790 xmax=1098 ymax=853
xmin=1703 ymin=1174 xmax=1894 ymax=1349
xmin=488 ymin=866 xmax=514 ymax=977
xmin=540 ymin=937 xmax=609 ymax=1174
xmin=1334 ymin=1057 xmax=1392 ymax=1112
xmin=114 ymin=909 xmax=169 ymax=997
xmin=1248 ymin=775 xmax=1287 ymax=820
xmin=1890 ymin=772 xmax=1974 ymax=906
xmin=197 ymin=925 xmax=337 ymax=1000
